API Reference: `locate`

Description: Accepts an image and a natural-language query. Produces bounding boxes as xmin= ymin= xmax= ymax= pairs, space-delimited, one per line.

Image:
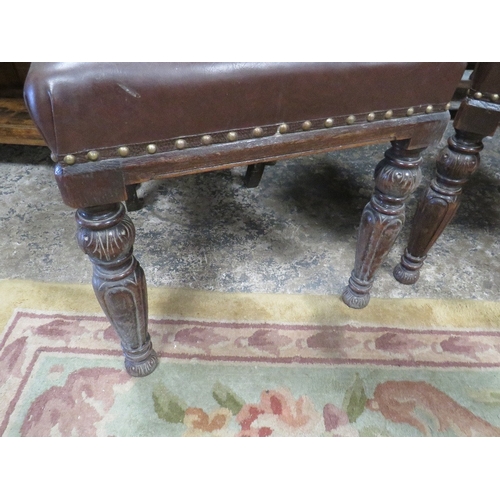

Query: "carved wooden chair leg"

xmin=393 ymin=130 xmax=483 ymax=284
xmin=76 ymin=202 xmax=158 ymax=377
xmin=125 ymin=183 xmax=144 ymax=212
xmin=244 ymin=162 xmax=276 ymax=188
xmin=342 ymin=139 xmax=424 ymax=309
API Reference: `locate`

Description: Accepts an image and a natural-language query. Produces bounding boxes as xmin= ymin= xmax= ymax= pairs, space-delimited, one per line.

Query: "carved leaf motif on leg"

xmin=77 ymin=211 xmax=135 ymax=265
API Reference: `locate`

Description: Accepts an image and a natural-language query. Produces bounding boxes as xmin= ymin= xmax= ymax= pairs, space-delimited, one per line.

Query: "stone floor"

xmin=1 ymin=120 xmax=500 ymax=301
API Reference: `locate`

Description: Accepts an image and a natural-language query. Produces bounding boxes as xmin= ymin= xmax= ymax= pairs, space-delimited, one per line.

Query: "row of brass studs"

xmin=467 ymin=88 xmax=500 ymax=103
xmin=61 ymin=103 xmax=451 ymax=165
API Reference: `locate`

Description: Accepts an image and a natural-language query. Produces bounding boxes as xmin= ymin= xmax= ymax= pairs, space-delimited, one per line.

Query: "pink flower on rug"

xmin=49 ymin=364 xmax=65 ymax=374
xmin=183 ymin=407 xmax=233 ymax=437
xmin=436 ymin=336 xmax=492 ymax=361
xmin=103 ymin=325 xmax=119 ymax=342
xmin=34 ymin=318 xmax=88 ymax=343
xmin=20 ymin=367 xmax=132 ymax=437
xmin=239 ymin=329 xmax=293 ymax=356
xmin=167 ymin=327 xmax=229 ymax=354
xmin=236 ymin=388 xmax=323 ymax=437
xmin=371 ymin=332 xmax=427 ymax=355
xmin=0 ymin=337 xmax=27 ymax=385
xmin=304 ymin=329 xmax=359 ymax=351
xmin=367 ymin=380 xmax=500 ymax=437
xmin=322 ymin=404 xmax=359 ymax=437
xmin=243 ymin=329 xmax=292 ymax=356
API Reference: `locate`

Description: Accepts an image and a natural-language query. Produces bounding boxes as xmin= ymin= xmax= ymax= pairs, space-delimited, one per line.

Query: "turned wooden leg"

xmin=244 ymin=162 xmax=275 ymax=188
xmin=393 ymin=130 xmax=483 ymax=284
xmin=76 ymin=202 xmax=158 ymax=377
xmin=342 ymin=140 xmax=424 ymax=309
xmin=126 ymin=184 xmax=144 ymax=211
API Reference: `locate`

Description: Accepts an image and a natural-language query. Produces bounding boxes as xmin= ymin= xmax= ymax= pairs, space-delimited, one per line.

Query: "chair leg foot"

xmin=123 ymin=338 xmax=159 ymax=377
xmin=342 ymin=274 xmax=372 ymax=309
xmin=393 ymin=250 xmax=424 ymax=285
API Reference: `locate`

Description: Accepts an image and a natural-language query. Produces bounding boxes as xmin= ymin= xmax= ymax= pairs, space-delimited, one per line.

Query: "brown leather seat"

xmin=25 ymin=62 xmax=465 ymax=163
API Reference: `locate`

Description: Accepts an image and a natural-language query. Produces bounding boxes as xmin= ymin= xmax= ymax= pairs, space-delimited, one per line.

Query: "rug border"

xmin=2 ymin=279 xmax=500 ymax=334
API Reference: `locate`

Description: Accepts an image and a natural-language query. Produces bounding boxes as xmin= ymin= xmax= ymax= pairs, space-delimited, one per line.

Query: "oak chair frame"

xmin=53 ymin=111 xmax=450 ymax=376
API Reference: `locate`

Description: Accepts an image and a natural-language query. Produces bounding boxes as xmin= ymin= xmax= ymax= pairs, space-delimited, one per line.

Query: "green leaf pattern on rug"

xmin=358 ymin=426 xmax=392 ymax=437
xmin=468 ymin=389 xmax=500 ymax=405
xmin=153 ymin=383 xmax=188 ymax=424
xmin=343 ymin=373 xmax=367 ymax=423
xmin=212 ymin=381 xmax=245 ymax=415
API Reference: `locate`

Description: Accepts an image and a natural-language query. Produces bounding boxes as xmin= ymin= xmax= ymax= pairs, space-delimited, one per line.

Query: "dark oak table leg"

xmin=76 ymin=202 xmax=158 ymax=377
xmin=244 ymin=164 xmax=266 ymax=188
xmin=125 ymin=184 xmax=144 ymax=211
xmin=393 ymin=131 xmax=483 ymax=284
xmin=394 ymin=96 xmax=500 ymax=285
xmin=244 ymin=162 xmax=276 ymax=188
xmin=342 ymin=139 xmax=424 ymax=309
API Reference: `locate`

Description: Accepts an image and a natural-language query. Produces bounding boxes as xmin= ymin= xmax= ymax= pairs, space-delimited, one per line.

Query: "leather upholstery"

xmin=24 ymin=62 xmax=466 ymax=158
xmin=471 ymin=63 xmax=500 ymax=94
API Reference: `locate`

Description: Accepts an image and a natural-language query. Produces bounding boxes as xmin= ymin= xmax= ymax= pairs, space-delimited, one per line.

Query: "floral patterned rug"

xmin=2 ymin=280 xmax=500 ymax=437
